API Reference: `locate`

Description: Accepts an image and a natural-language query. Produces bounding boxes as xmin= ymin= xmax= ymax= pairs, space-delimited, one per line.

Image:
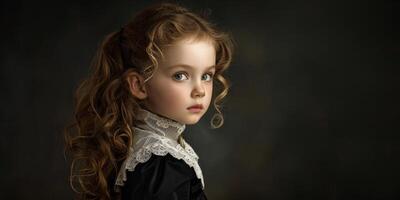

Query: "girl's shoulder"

xmin=124 ymin=153 xmax=197 ymax=186
xmin=119 ymin=153 xmax=206 ymax=199
xmin=114 ymin=133 xmax=205 ymax=192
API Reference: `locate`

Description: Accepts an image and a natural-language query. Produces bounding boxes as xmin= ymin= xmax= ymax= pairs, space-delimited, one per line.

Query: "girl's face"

xmin=143 ymin=38 xmax=216 ymax=125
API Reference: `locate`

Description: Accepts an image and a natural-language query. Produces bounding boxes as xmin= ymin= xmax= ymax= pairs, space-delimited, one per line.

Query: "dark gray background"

xmin=1 ymin=0 xmax=398 ymax=199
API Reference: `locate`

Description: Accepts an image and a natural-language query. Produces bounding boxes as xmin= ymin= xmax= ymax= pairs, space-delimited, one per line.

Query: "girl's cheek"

xmin=204 ymin=84 xmax=213 ymax=106
xmin=161 ymin=82 xmax=188 ymax=100
xmin=206 ymin=83 xmax=213 ymax=95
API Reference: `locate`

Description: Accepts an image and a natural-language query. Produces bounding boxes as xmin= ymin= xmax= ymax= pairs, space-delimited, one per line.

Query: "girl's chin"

xmin=180 ymin=116 xmax=202 ymax=125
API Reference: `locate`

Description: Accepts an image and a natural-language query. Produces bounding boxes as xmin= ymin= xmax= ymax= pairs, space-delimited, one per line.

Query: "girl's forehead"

xmin=160 ymin=39 xmax=216 ymax=68
xmin=162 ymin=36 xmax=215 ymax=52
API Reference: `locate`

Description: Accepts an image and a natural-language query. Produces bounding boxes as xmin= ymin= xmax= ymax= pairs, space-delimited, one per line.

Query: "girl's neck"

xmin=133 ymin=107 xmax=186 ymax=142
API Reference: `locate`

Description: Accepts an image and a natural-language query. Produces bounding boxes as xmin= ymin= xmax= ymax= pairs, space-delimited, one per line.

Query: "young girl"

xmin=64 ymin=2 xmax=233 ymax=200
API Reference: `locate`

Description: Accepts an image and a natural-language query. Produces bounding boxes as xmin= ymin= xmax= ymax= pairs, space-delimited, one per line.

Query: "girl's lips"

xmin=187 ymin=104 xmax=203 ymax=109
xmin=187 ymin=107 xmax=203 ymax=113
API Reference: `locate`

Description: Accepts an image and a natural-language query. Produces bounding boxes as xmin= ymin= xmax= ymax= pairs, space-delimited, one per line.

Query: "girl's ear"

xmin=126 ymin=71 xmax=148 ymax=100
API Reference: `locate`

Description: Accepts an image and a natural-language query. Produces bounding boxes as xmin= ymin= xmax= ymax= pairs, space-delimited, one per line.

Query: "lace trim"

xmin=114 ymin=134 xmax=205 ymax=192
xmin=136 ymin=107 xmax=186 ymax=140
xmin=139 ymin=107 xmax=185 ymax=135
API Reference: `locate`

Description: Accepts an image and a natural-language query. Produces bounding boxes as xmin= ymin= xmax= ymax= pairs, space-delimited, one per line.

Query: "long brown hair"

xmin=64 ymin=2 xmax=234 ymax=199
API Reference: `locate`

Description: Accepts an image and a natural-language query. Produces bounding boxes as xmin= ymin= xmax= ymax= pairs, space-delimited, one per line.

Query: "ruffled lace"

xmin=114 ymin=108 xmax=205 ymax=192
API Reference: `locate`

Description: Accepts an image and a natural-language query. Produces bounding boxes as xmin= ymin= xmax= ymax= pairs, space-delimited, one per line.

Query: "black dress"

xmin=114 ymin=107 xmax=207 ymax=199
xmin=120 ymin=153 xmax=207 ymax=200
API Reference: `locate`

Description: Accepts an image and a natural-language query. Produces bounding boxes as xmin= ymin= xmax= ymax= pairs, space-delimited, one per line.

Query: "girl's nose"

xmin=191 ymin=82 xmax=205 ymax=98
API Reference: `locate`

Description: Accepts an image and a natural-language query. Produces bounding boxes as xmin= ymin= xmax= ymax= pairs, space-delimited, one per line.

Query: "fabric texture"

xmin=120 ymin=154 xmax=207 ymax=200
xmin=114 ymin=107 xmax=207 ymax=199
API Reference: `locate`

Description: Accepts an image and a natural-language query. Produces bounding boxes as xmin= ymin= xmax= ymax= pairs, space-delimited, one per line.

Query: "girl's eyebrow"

xmin=167 ymin=64 xmax=216 ymax=71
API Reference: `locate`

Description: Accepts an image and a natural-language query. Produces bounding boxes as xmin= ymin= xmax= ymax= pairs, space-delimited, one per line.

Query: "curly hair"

xmin=64 ymin=2 xmax=234 ymax=200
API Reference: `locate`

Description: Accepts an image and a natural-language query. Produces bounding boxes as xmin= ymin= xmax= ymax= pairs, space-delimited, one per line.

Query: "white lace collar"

xmin=134 ymin=107 xmax=186 ymax=141
xmin=114 ymin=107 xmax=205 ymax=191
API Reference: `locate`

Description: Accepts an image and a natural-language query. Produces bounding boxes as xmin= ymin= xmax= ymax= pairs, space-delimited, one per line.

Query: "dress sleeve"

xmin=120 ymin=153 xmax=207 ymax=200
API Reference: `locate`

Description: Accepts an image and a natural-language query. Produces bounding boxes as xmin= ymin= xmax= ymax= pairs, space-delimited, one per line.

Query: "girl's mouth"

xmin=187 ymin=104 xmax=203 ymax=110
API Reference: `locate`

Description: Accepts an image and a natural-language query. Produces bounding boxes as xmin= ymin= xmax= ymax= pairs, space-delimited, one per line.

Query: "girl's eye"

xmin=172 ymin=72 xmax=188 ymax=81
xmin=202 ymin=73 xmax=214 ymax=81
